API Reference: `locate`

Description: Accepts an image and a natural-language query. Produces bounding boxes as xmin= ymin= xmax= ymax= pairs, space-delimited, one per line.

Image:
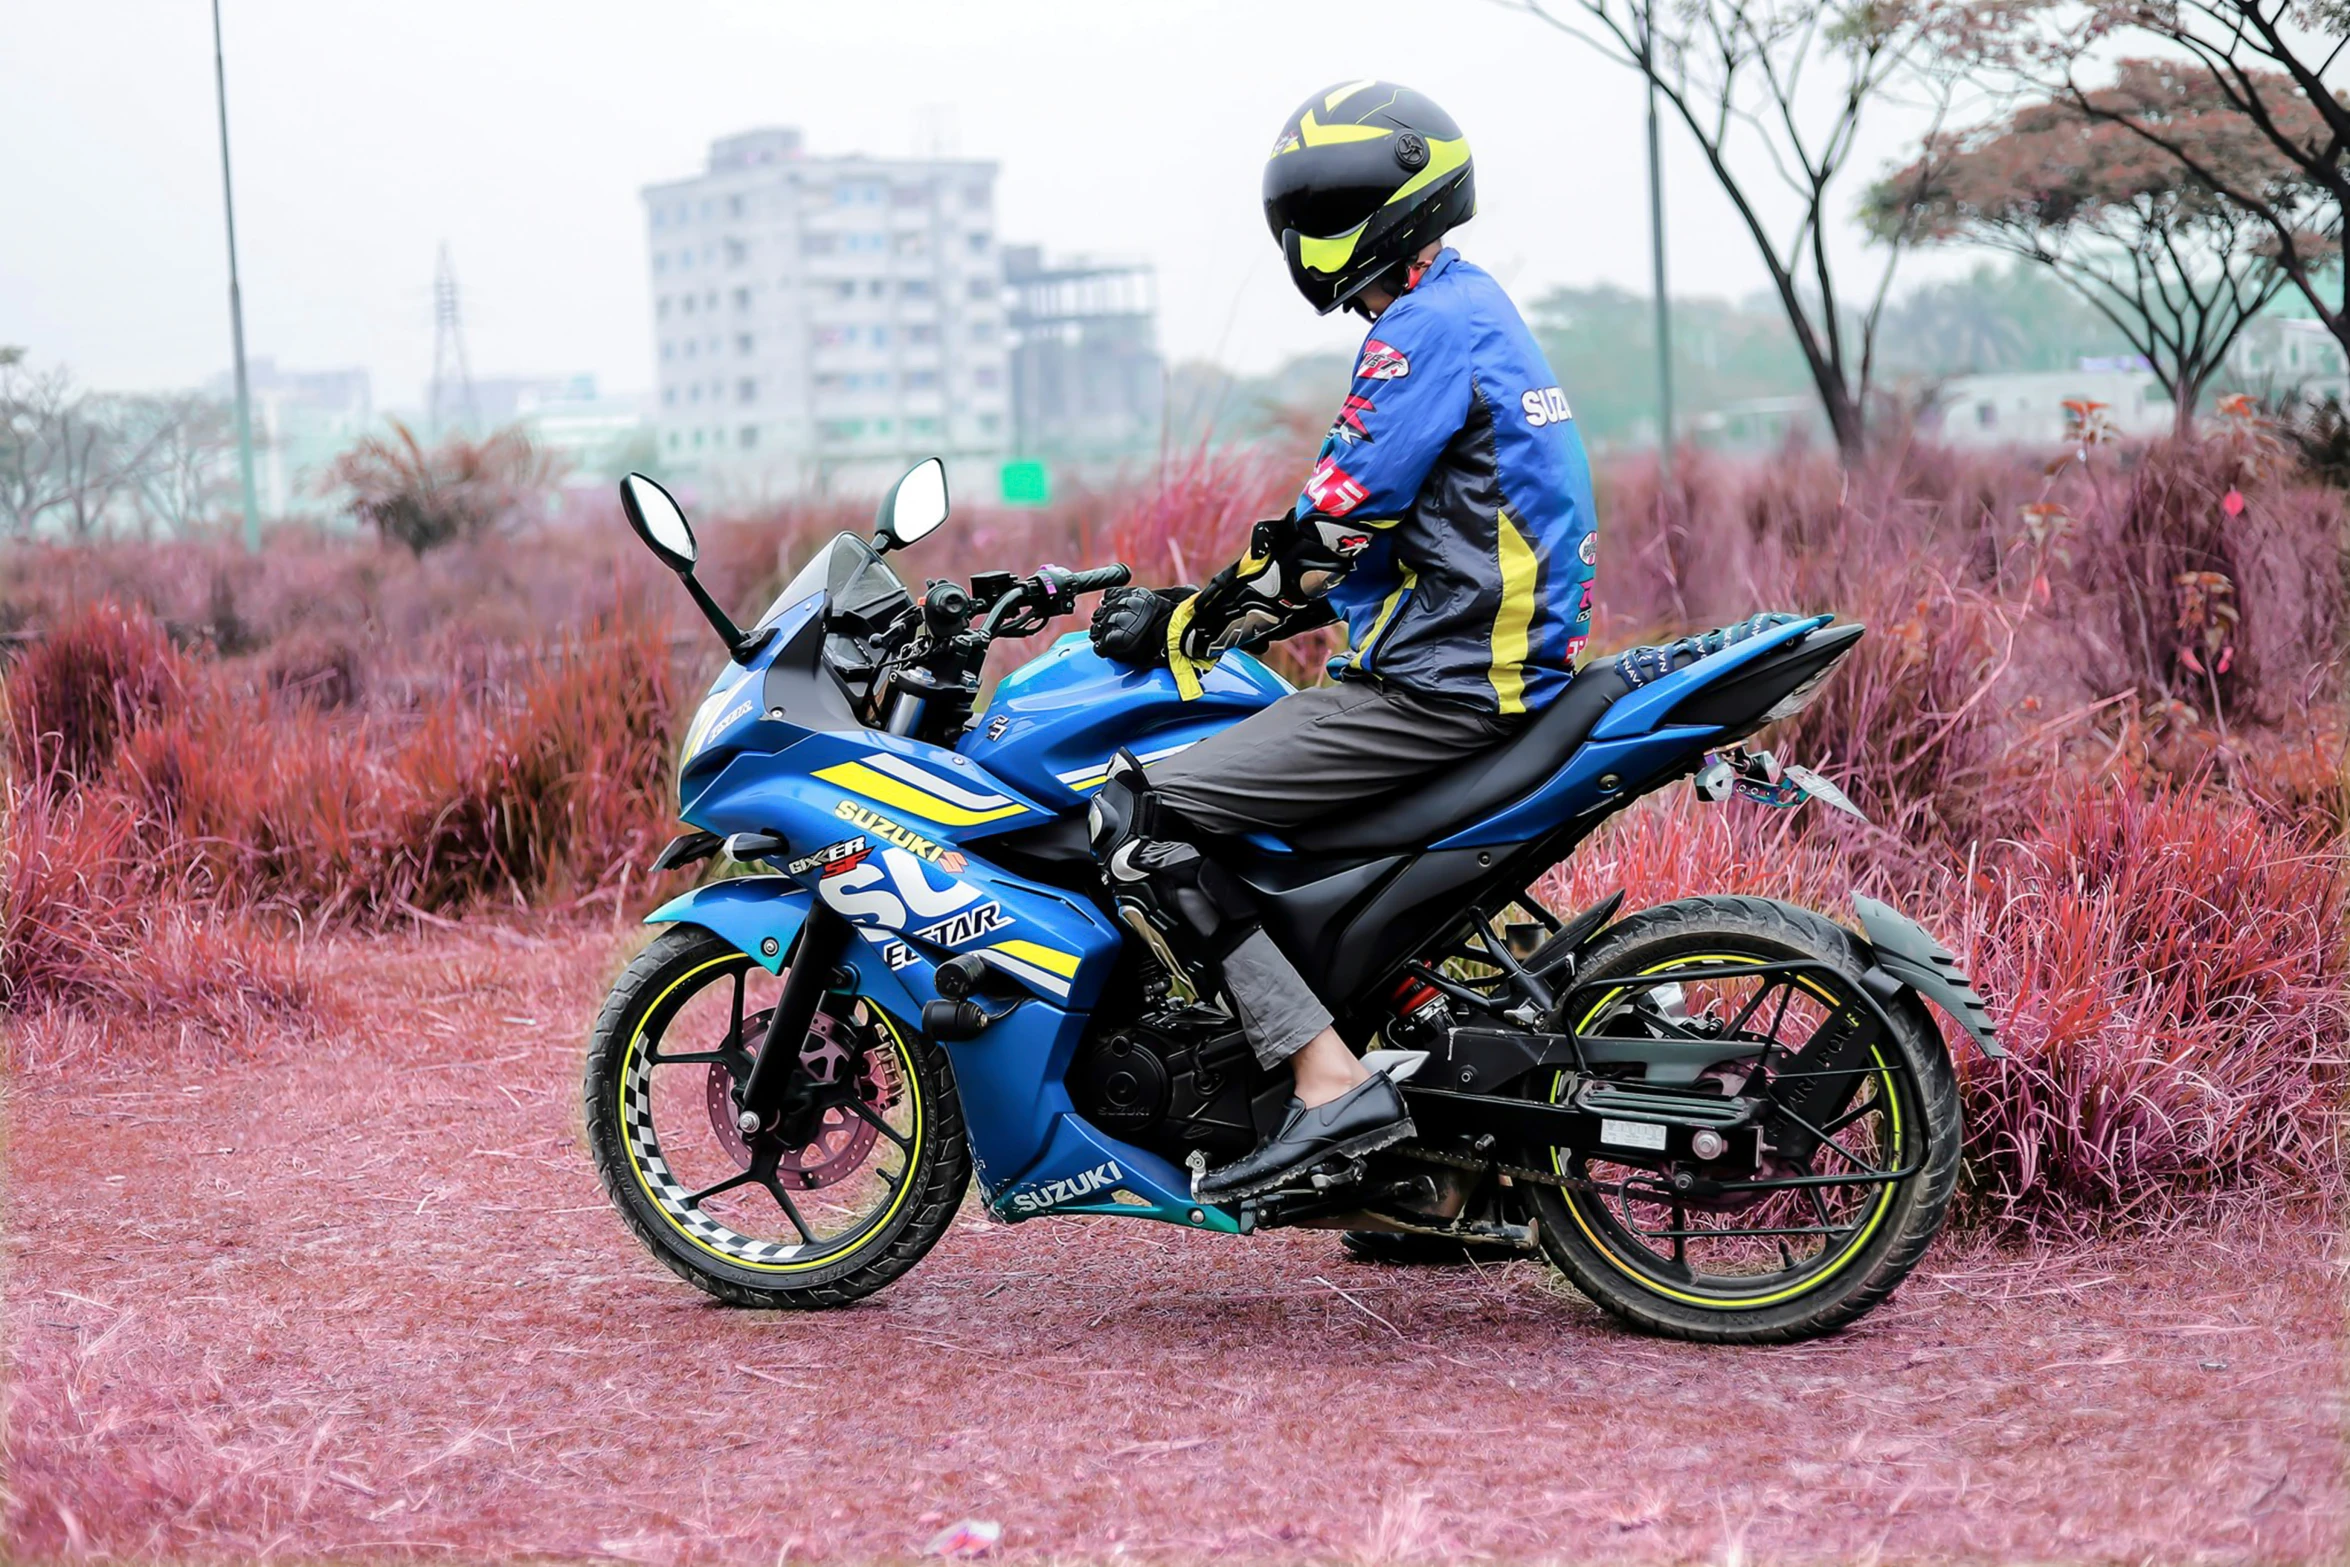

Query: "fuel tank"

xmin=959 ymin=633 xmax=1291 ymax=806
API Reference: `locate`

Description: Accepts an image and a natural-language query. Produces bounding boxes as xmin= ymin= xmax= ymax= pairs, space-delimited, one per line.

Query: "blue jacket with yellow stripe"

xmin=1297 ymin=248 xmax=1597 ymax=716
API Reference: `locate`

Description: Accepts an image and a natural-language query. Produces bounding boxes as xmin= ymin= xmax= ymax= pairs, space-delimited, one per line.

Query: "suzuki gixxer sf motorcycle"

xmin=585 ymin=461 xmax=2003 ymax=1342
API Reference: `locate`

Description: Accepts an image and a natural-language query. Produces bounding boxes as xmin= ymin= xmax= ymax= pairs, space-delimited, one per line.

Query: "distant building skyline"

xmin=641 ymin=127 xmax=1013 ymax=500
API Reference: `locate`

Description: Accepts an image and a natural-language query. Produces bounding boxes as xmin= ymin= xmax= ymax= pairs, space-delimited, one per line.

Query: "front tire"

xmin=1523 ymin=895 xmax=1961 ymax=1343
xmin=584 ymin=924 xmax=970 ymax=1308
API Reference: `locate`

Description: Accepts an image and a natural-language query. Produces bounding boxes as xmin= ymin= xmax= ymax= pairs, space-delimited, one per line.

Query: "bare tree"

xmin=1875 ymin=62 xmax=2316 ymax=433
xmin=2005 ymin=0 xmax=2348 ymax=361
xmin=120 ymin=393 xmax=240 ymax=537
xmin=0 ymin=353 xmax=228 ymax=540
xmin=1502 ymin=0 xmax=1998 ymax=459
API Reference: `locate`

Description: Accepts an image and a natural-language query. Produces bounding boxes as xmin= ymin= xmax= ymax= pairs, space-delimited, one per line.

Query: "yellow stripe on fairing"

xmin=989 ymin=939 xmax=1080 ymax=978
xmin=814 ymin=762 xmax=1026 ymax=826
xmin=1488 ymin=511 xmax=1538 ymax=715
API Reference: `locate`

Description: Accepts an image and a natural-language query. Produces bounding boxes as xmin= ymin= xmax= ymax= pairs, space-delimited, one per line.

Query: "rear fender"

xmin=1852 ymin=894 xmax=2004 ymax=1059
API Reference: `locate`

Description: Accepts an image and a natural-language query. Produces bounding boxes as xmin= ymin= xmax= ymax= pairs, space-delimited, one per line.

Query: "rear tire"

xmin=1523 ymin=895 xmax=1960 ymax=1343
xmin=584 ymin=924 xmax=970 ymax=1309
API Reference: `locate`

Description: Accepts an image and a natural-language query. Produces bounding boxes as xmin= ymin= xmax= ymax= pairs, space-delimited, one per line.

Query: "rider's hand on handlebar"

xmin=1090 ymin=584 xmax=1196 ymax=668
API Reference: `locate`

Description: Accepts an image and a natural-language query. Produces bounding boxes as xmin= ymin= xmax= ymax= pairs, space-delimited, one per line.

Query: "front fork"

xmin=732 ymin=901 xmax=852 ymax=1136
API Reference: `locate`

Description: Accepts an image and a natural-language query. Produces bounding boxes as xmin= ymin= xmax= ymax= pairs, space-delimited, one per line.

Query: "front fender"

xmin=646 ymin=876 xmax=810 ymax=973
xmin=645 ymin=876 xmax=926 ymax=1022
xmin=1852 ymin=894 xmax=2004 ymax=1059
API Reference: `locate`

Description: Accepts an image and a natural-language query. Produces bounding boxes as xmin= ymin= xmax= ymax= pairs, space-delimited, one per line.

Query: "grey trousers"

xmin=1148 ymin=679 xmax=1519 ymax=1068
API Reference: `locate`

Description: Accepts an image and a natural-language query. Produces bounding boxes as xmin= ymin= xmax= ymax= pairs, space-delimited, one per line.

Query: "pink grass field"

xmin=4 ymin=921 xmax=2344 ymax=1566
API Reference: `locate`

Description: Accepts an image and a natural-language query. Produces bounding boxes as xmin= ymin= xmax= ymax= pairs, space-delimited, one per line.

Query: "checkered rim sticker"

xmin=622 ymin=1044 xmax=811 ymax=1266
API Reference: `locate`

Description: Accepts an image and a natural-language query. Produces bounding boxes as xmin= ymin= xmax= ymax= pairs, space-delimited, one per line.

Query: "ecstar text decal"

xmin=913 ymin=900 xmax=1009 ymax=947
xmin=832 ymin=799 xmax=967 ymax=872
xmin=1356 ymin=339 xmax=1410 ymax=380
xmin=1006 ymin=1159 xmax=1125 ymax=1216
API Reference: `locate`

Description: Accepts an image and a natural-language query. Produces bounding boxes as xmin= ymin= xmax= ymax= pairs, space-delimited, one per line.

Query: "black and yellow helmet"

xmin=1263 ymin=80 xmax=1476 ymax=315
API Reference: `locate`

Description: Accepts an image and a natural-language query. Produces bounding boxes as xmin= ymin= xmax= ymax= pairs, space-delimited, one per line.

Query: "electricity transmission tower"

xmin=428 ymin=244 xmax=478 ymax=435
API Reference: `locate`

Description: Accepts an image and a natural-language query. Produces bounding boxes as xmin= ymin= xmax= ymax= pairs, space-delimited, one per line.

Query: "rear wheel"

xmin=584 ymin=924 xmax=969 ymax=1308
xmin=1522 ymin=895 xmax=1960 ymax=1343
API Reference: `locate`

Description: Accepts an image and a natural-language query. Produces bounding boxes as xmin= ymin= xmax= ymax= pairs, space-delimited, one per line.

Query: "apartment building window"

xmin=966 ymin=231 xmax=991 ymax=254
xmin=689 ymin=384 xmax=701 ymax=402
xmin=656 ymin=297 xmax=671 ymax=319
xmin=803 ymin=232 xmax=837 ymax=255
xmin=978 ymin=413 xmax=1002 ymax=435
xmin=727 ymin=194 xmax=744 ymax=219
xmin=739 ymin=424 xmax=758 ymax=448
xmin=962 ymin=184 xmax=988 ymax=210
xmin=892 ymin=184 xmax=930 ymax=209
xmin=819 ymin=418 xmax=866 ymax=440
xmin=684 ymin=341 xmax=699 ymax=359
xmin=966 ymin=278 xmax=994 ymax=302
xmin=653 ymin=254 xmax=668 ymax=276
xmin=906 ymin=322 xmax=939 ymax=345
xmin=901 ymin=278 xmax=933 ymax=301
xmin=870 ymin=326 xmax=890 ymax=347
xmin=907 ymin=416 xmax=941 ymax=437
xmin=816 ymin=325 xmax=853 ymax=347
xmin=737 ymin=378 xmax=757 ymax=404
xmin=733 ymin=287 xmax=752 ymax=311
xmin=681 ymin=294 xmax=696 ymax=315
xmin=866 ymin=279 xmax=886 ymax=297
xmin=896 ymin=231 xmax=930 ymax=257
xmin=736 ymin=333 xmax=754 ymax=355
xmin=661 ymin=342 xmax=674 ymax=361
xmin=661 ymin=387 xmax=675 ymax=406
xmin=973 ymin=366 xmax=1001 ymax=390
xmin=970 ymin=320 xmax=997 ymax=343
xmin=905 ymin=370 xmax=939 ymax=391
xmin=724 ymin=238 xmax=747 ymax=266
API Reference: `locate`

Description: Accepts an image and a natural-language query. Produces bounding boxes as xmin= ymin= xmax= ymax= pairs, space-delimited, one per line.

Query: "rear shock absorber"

xmin=1386 ymin=973 xmax=1454 ymax=1048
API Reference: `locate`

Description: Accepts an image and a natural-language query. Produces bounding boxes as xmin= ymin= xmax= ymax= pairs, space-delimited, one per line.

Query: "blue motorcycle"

xmin=584 ymin=461 xmax=2001 ymax=1341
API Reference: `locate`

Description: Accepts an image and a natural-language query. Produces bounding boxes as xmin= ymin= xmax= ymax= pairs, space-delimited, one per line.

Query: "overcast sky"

xmin=1 ymin=0 xmax=1967 ymax=407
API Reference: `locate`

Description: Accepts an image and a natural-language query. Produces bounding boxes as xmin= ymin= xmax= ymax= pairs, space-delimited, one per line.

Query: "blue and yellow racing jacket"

xmin=1295 ymin=248 xmax=1597 ymax=716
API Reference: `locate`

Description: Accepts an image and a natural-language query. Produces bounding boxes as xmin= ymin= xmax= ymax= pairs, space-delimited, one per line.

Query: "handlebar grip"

xmin=1066 ymin=564 xmax=1132 ymax=594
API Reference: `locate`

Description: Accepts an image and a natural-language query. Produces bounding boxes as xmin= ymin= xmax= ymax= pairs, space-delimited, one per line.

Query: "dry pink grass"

xmin=4 ymin=921 xmax=2341 ymax=1564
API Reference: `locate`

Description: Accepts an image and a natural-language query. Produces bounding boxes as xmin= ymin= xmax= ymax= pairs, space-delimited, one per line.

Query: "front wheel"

xmin=584 ymin=924 xmax=970 ymax=1308
xmin=1522 ymin=895 xmax=1961 ymax=1343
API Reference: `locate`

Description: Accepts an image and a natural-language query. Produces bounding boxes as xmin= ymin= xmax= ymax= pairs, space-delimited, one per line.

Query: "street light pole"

xmin=210 ymin=0 xmax=263 ymax=553
xmin=1642 ymin=14 xmax=1675 ymax=479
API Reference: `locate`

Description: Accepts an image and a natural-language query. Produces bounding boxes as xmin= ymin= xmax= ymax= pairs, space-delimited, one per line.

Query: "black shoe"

xmin=1194 ymin=1072 xmax=1415 ymax=1203
xmin=1339 ymin=1230 xmax=1520 ymax=1266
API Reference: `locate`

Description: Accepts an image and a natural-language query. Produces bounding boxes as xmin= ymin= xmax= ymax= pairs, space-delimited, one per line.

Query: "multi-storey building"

xmin=642 ymin=128 xmax=1012 ymax=499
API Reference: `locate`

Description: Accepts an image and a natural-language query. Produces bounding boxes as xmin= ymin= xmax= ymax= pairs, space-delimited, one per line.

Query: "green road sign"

xmin=999 ymin=459 xmax=1051 ymax=507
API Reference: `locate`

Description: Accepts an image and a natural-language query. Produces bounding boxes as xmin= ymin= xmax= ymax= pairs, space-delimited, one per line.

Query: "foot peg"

xmin=1308 ymin=1156 xmax=1368 ymax=1192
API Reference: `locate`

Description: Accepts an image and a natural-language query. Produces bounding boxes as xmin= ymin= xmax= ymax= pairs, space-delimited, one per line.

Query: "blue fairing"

xmin=959 ymin=633 xmax=1291 ymax=802
xmin=648 ymin=558 xmax=1834 ymax=1233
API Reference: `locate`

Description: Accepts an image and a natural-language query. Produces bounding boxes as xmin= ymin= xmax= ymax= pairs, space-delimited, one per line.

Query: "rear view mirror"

xmin=621 ymin=473 xmax=697 ymax=571
xmin=875 ymin=457 xmax=947 ymax=552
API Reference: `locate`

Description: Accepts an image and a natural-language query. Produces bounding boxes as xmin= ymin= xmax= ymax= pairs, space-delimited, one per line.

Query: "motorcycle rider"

xmin=1087 ymin=81 xmax=1600 ymax=1203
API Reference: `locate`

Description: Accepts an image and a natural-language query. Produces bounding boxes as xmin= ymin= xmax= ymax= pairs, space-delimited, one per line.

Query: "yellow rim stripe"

xmin=1557 ymin=955 xmax=1903 ymax=1310
xmin=814 ymin=761 xmax=1026 ymax=826
xmin=620 ymin=955 xmax=925 ymax=1274
xmin=1488 ymin=510 xmax=1538 ymax=716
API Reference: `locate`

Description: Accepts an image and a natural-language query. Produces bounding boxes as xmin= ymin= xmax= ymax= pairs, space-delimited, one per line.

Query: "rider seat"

xmin=1286 ymin=665 xmax=1631 ymax=855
